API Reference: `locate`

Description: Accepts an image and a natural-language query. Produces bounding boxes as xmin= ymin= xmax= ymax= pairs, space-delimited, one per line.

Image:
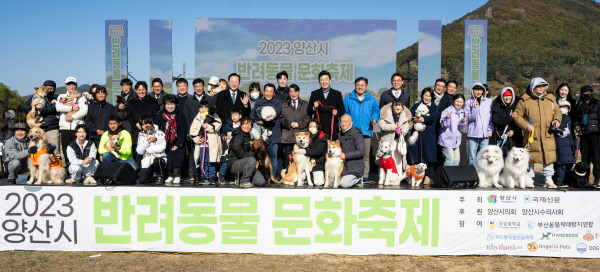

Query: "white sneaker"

xmin=84 ymin=176 xmax=97 ymax=185
xmin=165 ymin=177 xmax=174 ymax=183
xmin=173 ymin=177 xmax=181 ymax=184
xmin=544 ymin=180 xmax=557 ymax=189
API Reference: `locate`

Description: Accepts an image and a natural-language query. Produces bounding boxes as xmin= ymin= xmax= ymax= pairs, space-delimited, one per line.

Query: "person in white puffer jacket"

xmin=55 ymin=77 xmax=88 ymax=163
xmin=136 ymin=115 xmax=167 ymax=185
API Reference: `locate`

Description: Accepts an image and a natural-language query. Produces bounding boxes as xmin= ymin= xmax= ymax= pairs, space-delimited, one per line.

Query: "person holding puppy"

xmin=136 ymin=116 xmax=167 ymax=185
xmin=338 ymin=115 xmax=366 ymax=188
xmin=514 ymin=77 xmax=562 ymax=188
xmin=251 ymin=83 xmax=282 ymax=178
xmin=3 ymin=123 xmax=31 ymax=184
xmin=65 ymin=124 xmax=98 ymax=184
xmin=56 ymin=77 xmax=88 ymax=164
xmin=98 ymin=114 xmax=137 ymax=171
xmin=190 ymin=101 xmax=222 ymax=185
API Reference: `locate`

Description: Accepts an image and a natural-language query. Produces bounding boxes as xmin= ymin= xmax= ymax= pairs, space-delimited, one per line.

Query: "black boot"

xmin=208 ymin=177 xmax=217 ymax=185
xmin=192 ymin=176 xmax=200 ymax=186
xmin=151 ymin=176 xmax=164 ymax=185
xmin=7 ymin=179 xmax=16 ymax=185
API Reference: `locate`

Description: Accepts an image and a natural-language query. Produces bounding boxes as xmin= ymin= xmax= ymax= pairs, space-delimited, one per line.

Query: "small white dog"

xmin=500 ymin=147 xmax=534 ymax=189
xmin=405 ymin=163 xmax=427 ymax=187
xmin=325 ymin=140 xmax=344 ymax=188
xmin=378 ymin=141 xmax=405 ymax=185
xmin=408 ymin=103 xmax=429 ymax=145
xmin=474 ymin=145 xmax=504 ymax=189
xmin=256 ymin=106 xmax=276 ymax=141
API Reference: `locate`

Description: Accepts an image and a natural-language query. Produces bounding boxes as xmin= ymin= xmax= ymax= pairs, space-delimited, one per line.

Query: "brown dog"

xmin=250 ymin=139 xmax=278 ymax=184
xmin=26 ymin=86 xmax=51 ymax=127
xmin=281 ymin=132 xmax=313 ymax=186
xmin=325 ymin=140 xmax=344 ymax=188
xmin=27 ymin=124 xmax=65 ymax=185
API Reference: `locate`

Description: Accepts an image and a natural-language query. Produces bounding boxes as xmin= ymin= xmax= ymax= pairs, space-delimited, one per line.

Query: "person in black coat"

xmin=23 ymin=80 xmax=61 ymax=157
xmin=553 ymin=100 xmax=576 ymax=187
xmin=175 ymin=78 xmax=191 ymax=107
xmin=85 ymin=87 xmax=116 ymax=152
xmin=184 ymin=78 xmax=216 ymax=130
xmin=215 ymin=73 xmax=251 ymax=123
xmin=228 ymin=117 xmax=265 ymax=188
xmin=307 ymin=70 xmax=345 ymax=141
xmin=294 ymin=119 xmax=328 ymax=186
xmin=275 ymin=71 xmax=290 ymax=102
xmin=154 ymin=95 xmax=187 ymax=184
xmin=491 ymin=87 xmax=523 ymax=156
xmin=126 ymin=81 xmax=160 ymax=154
xmin=379 ymin=73 xmax=410 ymax=108
xmin=573 ymin=85 xmax=600 ymax=185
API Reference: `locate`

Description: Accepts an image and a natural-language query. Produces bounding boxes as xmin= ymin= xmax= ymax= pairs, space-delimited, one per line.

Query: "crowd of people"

xmin=1 ymin=70 xmax=597 ymax=189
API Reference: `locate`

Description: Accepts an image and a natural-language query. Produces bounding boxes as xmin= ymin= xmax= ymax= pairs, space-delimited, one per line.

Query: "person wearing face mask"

xmin=280 ymin=84 xmax=310 ymax=171
xmin=573 ymin=85 xmax=600 ymax=186
xmin=464 ymin=82 xmax=494 ymax=165
xmin=491 ymin=87 xmax=522 ymax=156
xmin=553 ymin=100 xmax=576 ymax=188
xmin=408 ymin=88 xmax=439 ymax=177
xmin=248 ymin=82 xmax=263 ymax=110
xmin=294 ymin=119 xmax=328 ymax=186
xmin=514 ymin=77 xmax=562 ymax=188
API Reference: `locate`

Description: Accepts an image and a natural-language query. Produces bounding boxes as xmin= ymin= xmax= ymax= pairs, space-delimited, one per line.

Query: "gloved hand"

xmin=28 ymin=146 xmax=38 ymax=154
xmin=47 ymin=143 xmax=56 ymax=154
xmin=294 ymin=149 xmax=306 ymax=155
xmin=395 ymin=127 xmax=402 ymax=135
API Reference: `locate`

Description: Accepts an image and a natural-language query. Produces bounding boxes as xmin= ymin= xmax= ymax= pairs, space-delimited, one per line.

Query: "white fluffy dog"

xmin=474 ymin=145 xmax=504 ymax=189
xmin=378 ymin=141 xmax=405 ymax=185
xmin=256 ymin=106 xmax=276 ymax=141
xmin=408 ymin=104 xmax=429 ymax=145
xmin=500 ymin=147 xmax=534 ymax=189
xmin=405 ymin=163 xmax=427 ymax=188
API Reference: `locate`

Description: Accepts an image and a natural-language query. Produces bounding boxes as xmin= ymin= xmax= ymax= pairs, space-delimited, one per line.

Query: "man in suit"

xmin=215 ymin=73 xmax=250 ymax=123
xmin=152 ymin=78 xmax=166 ymax=111
xmin=308 ymin=70 xmax=345 ymax=141
xmin=379 ymin=73 xmax=410 ymax=109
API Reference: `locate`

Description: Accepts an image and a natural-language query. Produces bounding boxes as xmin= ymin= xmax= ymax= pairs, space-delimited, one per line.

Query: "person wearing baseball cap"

xmin=573 ymin=85 xmax=600 ymax=187
xmin=514 ymin=77 xmax=562 ymax=189
xmin=22 ymin=80 xmax=61 ymax=158
xmin=3 ymin=123 xmax=34 ymax=184
xmin=56 ymin=76 xmax=89 ymax=164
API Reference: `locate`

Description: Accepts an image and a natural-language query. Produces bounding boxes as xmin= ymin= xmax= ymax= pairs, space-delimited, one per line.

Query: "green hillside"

xmin=396 ymin=0 xmax=600 ymax=96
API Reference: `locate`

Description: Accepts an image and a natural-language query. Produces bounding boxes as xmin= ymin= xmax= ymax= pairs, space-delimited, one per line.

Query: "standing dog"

xmin=378 ymin=141 xmax=405 ymax=186
xmin=325 ymin=140 xmax=344 ymax=188
xmin=405 ymin=163 xmax=427 ymax=187
xmin=281 ymin=132 xmax=314 ymax=186
xmin=27 ymin=125 xmax=65 ymax=185
xmin=250 ymin=139 xmax=278 ymax=183
xmin=26 ymin=86 xmax=51 ymax=127
xmin=474 ymin=145 xmax=504 ymax=189
xmin=500 ymin=147 xmax=534 ymax=189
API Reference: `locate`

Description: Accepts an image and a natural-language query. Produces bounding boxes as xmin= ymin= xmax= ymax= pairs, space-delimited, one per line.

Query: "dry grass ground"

xmin=1 ymin=251 xmax=599 ymax=272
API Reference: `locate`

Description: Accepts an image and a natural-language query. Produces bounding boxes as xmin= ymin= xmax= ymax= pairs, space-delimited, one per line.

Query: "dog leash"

xmin=315 ymin=101 xmax=335 ymax=141
xmin=575 ymin=130 xmax=582 ymax=161
xmin=201 ymin=128 xmax=208 ymax=177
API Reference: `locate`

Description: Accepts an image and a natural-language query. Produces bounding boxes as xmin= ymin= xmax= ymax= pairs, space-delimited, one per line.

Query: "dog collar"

xmin=383 ymin=152 xmax=391 ymax=156
xmin=575 ymin=170 xmax=586 ymax=177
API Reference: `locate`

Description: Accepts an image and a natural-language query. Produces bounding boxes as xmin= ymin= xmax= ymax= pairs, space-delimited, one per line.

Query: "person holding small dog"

xmin=229 ymin=117 xmax=266 ymax=188
xmin=65 ymin=124 xmax=98 ymax=184
xmin=553 ymin=100 xmax=576 ymax=188
xmin=338 ymin=114 xmax=366 ymax=188
xmin=280 ymin=84 xmax=310 ymax=172
xmin=438 ymin=94 xmax=467 ymax=166
xmin=98 ymin=114 xmax=138 ymax=171
xmin=514 ymin=77 xmax=562 ymax=188
xmin=56 ymin=77 xmax=88 ymax=164
xmin=23 ymin=80 xmax=61 ymax=159
xmin=136 ymin=116 xmax=167 ymax=185
xmin=295 ymin=119 xmax=328 ymax=186
xmin=190 ymin=100 xmax=222 ymax=185
xmin=154 ymin=95 xmax=187 ymax=185
xmin=3 ymin=123 xmax=31 ymax=184
xmin=408 ymin=88 xmax=439 ymax=171
xmin=377 ymin=98 xmax=410 ymax=171
xmin=572 ymin=85 xmax=600 ymax=187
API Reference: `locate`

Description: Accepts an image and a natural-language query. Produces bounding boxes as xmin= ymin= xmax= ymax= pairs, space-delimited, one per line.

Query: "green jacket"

xmin=98 ymin=129 xmax=133 ymax=160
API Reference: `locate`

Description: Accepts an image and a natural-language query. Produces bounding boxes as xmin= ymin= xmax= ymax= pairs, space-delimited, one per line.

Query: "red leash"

xmin=575 ymin=131 xmax=582 ymax=161
xmin=315 ymin=101 xmax=336 ymax=141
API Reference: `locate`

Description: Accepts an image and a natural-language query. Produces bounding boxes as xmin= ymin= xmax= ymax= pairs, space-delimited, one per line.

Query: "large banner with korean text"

xmin=0 ymin=186 xmax=598 ymax=258
xmin=105 ymin=20 xmax=128 ymax=104
xmin=195 ymin=18 xmax=396 ymax=98
xmin=464 ymin=20 xmax=488 ymax=97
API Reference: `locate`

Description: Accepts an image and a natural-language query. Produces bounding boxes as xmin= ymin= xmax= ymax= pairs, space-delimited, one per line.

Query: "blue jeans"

xmin=442 ymin=147 xmax=460 ymax=166
xmin=466 ymin=137 xmax=489 ymax=165
xmin=268 ymin=137 xmax=278 ymax=177
xmin=197 ymin=146 xmax=216 ymax=178
xmin=102 ymin=152 xmax=138 ymax=171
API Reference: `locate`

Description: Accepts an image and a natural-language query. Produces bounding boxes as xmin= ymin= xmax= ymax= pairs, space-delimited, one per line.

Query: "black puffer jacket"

xmin=304 ymin=130 xmax=328 ymax=172
xmin=23 ymin=91 xmax=59 ymax=131
xmin=228 ymin=127 xmax=254 ymax=167
xmin=491 ymin=88 xmax=523 ymax=153
xmin=573 ymin=98 xmax=600 ymax=135
xmin=126 ymin=95 xmax=160 ymax=143
xmin=338 ymin=127 xmax=365 ymax=177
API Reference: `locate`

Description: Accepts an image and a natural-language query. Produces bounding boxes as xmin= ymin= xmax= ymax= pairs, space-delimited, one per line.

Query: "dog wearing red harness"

xmin=378 ymin=141 xmax=405 ymax=186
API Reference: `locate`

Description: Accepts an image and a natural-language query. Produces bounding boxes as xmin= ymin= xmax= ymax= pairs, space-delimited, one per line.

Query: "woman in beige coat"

xmin=189 ymin=101 xmax=222 ymax=184
xmin=376 ymin=98 xmax=411 ymax=172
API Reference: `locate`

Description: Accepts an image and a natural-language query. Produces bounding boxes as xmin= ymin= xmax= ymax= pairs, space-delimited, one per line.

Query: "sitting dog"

xmin=27 ymin=125 xmax=65 ymax=185
xmin=255 ymin=106 xmax=276 ymax=141
xmin=26 ymin=86 xmax=51 ymax=127
xmin=408 ymin=103 xmax=430 ymax=145
xmin=474 ymin=145 xmax=504 ymax=189
xmin=325 ymin=140 xmax=344 ymax=188
xmin=281 ymin=132 xmax=313 ymax=186
xmin=250 ymin=139 xmax=278 ymax=184
xmin=564 ymin=162 xmax=595 ymax=189
xmin=104 ymin=132 xmax=122 ymax=159
xmin=499 ymin=147 xmax=534 ymax=189
xmin=405 ymin=163 xmax=427 ymax=188
xmin=378 ymin=141 xmax=405 ymax=186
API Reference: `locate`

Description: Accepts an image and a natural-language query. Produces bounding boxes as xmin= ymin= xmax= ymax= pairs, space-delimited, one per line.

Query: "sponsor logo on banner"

xmin=487 ymin=195 xmax=497 ymax=203
xmin=489 ymin=221 xmax=520 ymax=229
xmin=536 ymin=243 xmax=571 ymax=252
xmin=489 ymin=221 xmax=495 ymax=228
xmin=487 ymin=195 xmax=516 ymax=204
xmin=524 ymin=194 xmax=531 ymax=203
xmin=527 ymin=221 xmax=536 ymax=229
xmin=487 ymin=233 xmax=534 ymax=241
xmin=541 ymin=232 xmax=579 ymax=240
xmin=577 ymin=243 xmax=588 ymax=253
xmin=583 ymin=231 xmax=595 ymax=241
xmin=486 ymin=244 xmax=524 ymax=252
xmin=528 ymin=242 xmax=538 ymax=252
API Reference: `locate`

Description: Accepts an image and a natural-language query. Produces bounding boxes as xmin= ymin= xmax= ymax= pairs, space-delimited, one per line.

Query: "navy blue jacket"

xmin=251 ymin=97 xmax=282 ymax=143
xmin=85 ymin=101 xmax=116 ymax=142
xmin=408 ymin=102 xmax=439 ymax=164
xmin=555 ymin=114 xmax=576 ymax=165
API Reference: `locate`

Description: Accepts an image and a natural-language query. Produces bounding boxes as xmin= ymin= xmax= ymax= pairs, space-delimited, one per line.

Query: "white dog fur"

xmin=408 ymin=103 xmax=429 ymax=145
xmin=500 ymin=147 xmax=534 ymax=189
xmin=377 ymin=141 xmax=405 ymax=185
xmin=474 ymin=145 xmax=504 ymax=189
xmin=257 ymin=106 xmax=276 ymax=141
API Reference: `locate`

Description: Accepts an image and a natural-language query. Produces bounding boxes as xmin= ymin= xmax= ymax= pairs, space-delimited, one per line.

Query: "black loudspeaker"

xmin=94 ymin=162 xmax=138 ymax=185
xmin=433 ymin=166 xmax=479 ymax=189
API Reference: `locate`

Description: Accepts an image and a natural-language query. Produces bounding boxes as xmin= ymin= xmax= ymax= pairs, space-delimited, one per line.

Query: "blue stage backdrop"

xmin=464 ymin=20 xmax=487 ymax=97
xmin=105 ymin=20 xmax=128 ymax=104
xmin=195 ymin=18 xmax=396 ymax=98
xmin=150 ymin=20 xmax=173 ymax=94
xmin=417 ymin=20 xmax=441 ymax=93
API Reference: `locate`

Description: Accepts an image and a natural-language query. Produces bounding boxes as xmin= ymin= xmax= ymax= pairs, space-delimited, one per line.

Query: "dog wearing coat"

xmin=26 ymin=86 xmax=51 ymax=127
xmin=499 ymin=147 xmax=534 ymax=189
xmin=378 ymin=141 xmax=405 ymax=186
xmin=474 ymin=145 xmax=504 ymax=189
xmin=325 ymin=140 xmax=344 ymax=188
xmin=405 ymin=163 xmax=427 ymax=187
xmin=281 ymin=132 xmax=314 ymax=186
xmin=408 ymin=103 xmax=429 ymax=145
xmin=27 ymin=125 xmax=65 ymax=185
